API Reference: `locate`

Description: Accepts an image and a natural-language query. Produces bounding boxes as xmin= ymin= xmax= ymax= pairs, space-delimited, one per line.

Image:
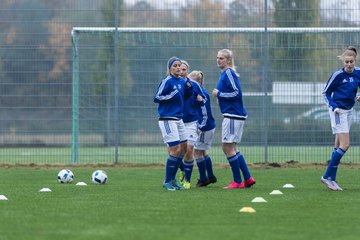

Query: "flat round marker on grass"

xmin=0 ymin=195 xmax=8 ymax=200
xmin=270 ymin=190 xmax=283 ymax=195
xmin=239 ymin=207 xmax=256 ymax=213
xmin=39 ymin=188 xmax=51 ymax=192
xmin=251 ymin=197 xmax=267 ymax=203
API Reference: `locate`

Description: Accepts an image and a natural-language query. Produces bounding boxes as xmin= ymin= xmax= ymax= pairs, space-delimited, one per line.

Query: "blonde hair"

xmin=181 ymin=60 xmax=190 ymax=70
xmin=218 ymin=49 xmax=237 ymax=72
xmin=188 ymin=70 xmax=204 ymax=85
xmin=338 ymin=46 xmax=357 ymax=61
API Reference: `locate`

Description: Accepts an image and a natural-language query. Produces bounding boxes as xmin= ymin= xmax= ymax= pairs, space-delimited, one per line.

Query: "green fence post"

xmin=71 ymin=29 xmax=79 ymax=163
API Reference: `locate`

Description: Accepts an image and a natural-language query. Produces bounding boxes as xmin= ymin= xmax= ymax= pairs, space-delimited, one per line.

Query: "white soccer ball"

xmin=91 ymin=170 xmax=108 ymax=184
xmin=57 ymin=169 xmax=74 ymax=183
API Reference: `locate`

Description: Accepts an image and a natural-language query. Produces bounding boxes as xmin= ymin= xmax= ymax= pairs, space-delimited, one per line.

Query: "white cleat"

xmin=320 ymin=177 xmax=337 ymax=191
xmin=331 ymin=181 xmax=343 ymax=191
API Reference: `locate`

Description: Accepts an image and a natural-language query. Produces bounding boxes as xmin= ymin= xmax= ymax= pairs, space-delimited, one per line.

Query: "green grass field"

xmin=2 ymin=145 xmax=360 ymax=164
xmin=1 ymin=166 xmax=360 ymax=240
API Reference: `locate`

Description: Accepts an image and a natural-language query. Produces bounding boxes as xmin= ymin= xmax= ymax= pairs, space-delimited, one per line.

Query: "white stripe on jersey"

xmin=189 ymin=79 xmax=207 ymax=102
xmin=198 ymin=105 xmax=208 ymax=129
xmin=155 ymin=76 xmax=179 ymax=101
xmin=219 ymin=69 xmax=239 ymax=98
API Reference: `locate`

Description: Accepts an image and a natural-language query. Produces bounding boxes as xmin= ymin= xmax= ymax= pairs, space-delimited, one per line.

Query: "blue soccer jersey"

xmin=215 ymin=68 xmax=247 ymax=118
xmin=154 ymin=74 xmax=192 ymax=119
xmin=196 ymin=85 xmax=216 ymax=131
xmin=323 ymin=67 xmax=360 ymax=110
xmin=183 ymin=80 xmax=205 ymax=123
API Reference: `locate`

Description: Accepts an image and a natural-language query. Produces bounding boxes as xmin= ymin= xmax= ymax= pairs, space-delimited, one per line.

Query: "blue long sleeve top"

xmin=154 ymin=74 xmax=192 ymax=119
xmin=196 ymin=85 xmax=216 ymax=131
xmin=216 ymin=68 xmax=247 ymax=118
xmin=183 ymin=79 xmax=205 ymax=123
xmin=323 ymin=67 xmax=360 ymax=111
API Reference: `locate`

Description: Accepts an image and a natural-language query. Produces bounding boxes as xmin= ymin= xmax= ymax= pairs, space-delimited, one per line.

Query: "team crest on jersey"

xmin=177 ymin=84 xmax=182 ymax=89
xmin=349 ymin=77 xmax=354 ymax=82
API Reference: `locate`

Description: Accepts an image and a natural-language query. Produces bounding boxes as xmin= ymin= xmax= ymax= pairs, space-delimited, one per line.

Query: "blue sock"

xmin=178 ymin=155 xmax=184 ymax=172
xmin=171 ymin=155 xmax=183 ymax=180
xmin=204 ymin=155 xmax=215 ymax=179
xmin=184 ymin=160 xmax=194 ymax=182
xmin=329 ymin=148 xmax=338 ymax=180
xmin=236 ymin=152 xmax=251 ymax=181
xmin=228 ymin=154 xmax=242 ymax=183
xmin=324 ymin=148 xmax=345 ymax=180
xmin=196 ymin=157 xmax=207 ymax=181
xmin=165 ymin=155 xmax=178 ymax=183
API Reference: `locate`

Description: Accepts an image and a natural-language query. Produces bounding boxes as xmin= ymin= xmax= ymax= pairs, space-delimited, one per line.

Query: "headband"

xmin=168 ymin=58 xmax=181 ymax=69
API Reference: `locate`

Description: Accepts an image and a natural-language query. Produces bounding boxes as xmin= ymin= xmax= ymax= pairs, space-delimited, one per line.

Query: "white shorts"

xmin=184 ymin=121 xmax=198 ymax=146
xmin=329 ymin=108 xmax=353 ymax=134
xmin=222 ymin=117 xmax=245 ymax=143
xmin=158 ymin=119 xmax=187 ymax=147
xmin=194 ymin=128 xmax=215 ymax=150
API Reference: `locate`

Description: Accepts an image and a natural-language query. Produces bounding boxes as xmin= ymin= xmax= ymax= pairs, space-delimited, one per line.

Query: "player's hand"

xmin=196 ymin=94 xmax=203 ymax=102
xmin=356 ymin=96 xmax=360 ymax=102
xmin=212 ymin=89 xmax=219 ymax=97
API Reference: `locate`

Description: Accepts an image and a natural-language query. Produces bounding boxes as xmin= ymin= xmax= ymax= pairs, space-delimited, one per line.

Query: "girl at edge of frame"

xmin=212 ymin=49 xmax=255 ymax=189
xmin=188 ymin=70 xmax=218 ymax=188
xmin=321 ymin=46 xmax=360 ymax=191
xmin=153 ymin=56 xmax=193 ymax=191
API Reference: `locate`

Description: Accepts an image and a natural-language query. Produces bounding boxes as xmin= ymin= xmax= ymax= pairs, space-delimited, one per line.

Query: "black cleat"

xmin=207 ymin=176 xmax=217 ymax=185
xmin=196 ymin=178 xmax=210 ymax=187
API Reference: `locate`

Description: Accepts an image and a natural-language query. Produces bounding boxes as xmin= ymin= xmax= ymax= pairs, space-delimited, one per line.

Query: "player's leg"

xmin=236 ymin=151 xmax=255 ymax=188
xmin=169 ymin=120 xmax=188 ymax=190
xmin=222 ymin=142 xmax=244 ymax=189
xmin=222 ymin=118 xmax=243 ymax=189
xmin=194 ymin=149 xmax=208 ymax=187
xmin=322 ymin=110 xmax=350 ymax=190
xmin=158 ymin=120 xmax=183 ymax=190
xmin=182 ymin=121 xmax=197 ymax=187
xmin=198 ymin=129 xmax=217 ymax=184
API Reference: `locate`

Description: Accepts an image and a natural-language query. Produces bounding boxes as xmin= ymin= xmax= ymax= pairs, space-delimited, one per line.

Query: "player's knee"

xmin=169 ymin=145 xmax=181 ymax=157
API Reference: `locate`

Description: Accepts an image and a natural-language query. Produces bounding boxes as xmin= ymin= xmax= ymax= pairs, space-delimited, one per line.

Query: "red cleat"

xmin=223 ymin=181 xmax=245 ymax=189
xmin=244 ymin=177 xmax=256 ymax=188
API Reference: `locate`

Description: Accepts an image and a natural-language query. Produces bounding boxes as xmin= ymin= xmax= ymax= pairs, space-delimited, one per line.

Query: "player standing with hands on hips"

xmin=321 ymin=46 xmax=360 ymax=191
xmin=154 ymin=57 xmax=193 ymax=191
xmin=212 ymin=49 xmax=255 ymax=189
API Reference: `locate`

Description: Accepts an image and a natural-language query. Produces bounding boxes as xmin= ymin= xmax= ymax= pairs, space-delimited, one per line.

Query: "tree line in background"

xmin=1 ymin=0 xmax=360 ymax=138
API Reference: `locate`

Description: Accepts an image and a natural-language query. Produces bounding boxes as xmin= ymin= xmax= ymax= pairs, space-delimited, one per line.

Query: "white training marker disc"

xmin=239 ymin=207 xmax=256 ymax=213
xmin=251 ymin=197 xmax=267 ymax=203
xmin=76 ymin=182 xmax=87 ymax=186
xmin=270 ymin=190 xmax=283 ymax=195
xmin=39 ymin=188 xmax=52 ymax=192
xmin=0 ymin=195 xmax=8 ymax=200
xmin=283 ymin=184 xmax=295 ymax=188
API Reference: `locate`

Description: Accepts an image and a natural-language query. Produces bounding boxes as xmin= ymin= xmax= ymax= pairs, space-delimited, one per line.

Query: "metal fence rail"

xmin=1 ymin=0 xmax=360 ymax=164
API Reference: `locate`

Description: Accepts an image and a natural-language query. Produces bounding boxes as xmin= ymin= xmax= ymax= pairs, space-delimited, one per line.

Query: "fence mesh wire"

xmin=1 ymin=0 xmax=360 ymax=164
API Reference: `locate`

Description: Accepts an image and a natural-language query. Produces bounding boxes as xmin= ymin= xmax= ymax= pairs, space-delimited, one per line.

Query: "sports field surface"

xmin=1 ymin=166 xmax=360 ymax=240
xmin=2 ymin=145 xmax=360 ymax=164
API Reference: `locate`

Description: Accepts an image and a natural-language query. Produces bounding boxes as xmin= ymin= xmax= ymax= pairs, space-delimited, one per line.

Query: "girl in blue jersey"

xmin=321 ymin=46 xmax=360 ymax=191
xmin=188 ymin=70 xmax=217 ymax=188
xmin=178 ymin=61 xmax=206 ymax=189
xmin=212 ymin=49 xmax=255 ymax=189
xmin=154 ymin=56 xmax=193 ymax=191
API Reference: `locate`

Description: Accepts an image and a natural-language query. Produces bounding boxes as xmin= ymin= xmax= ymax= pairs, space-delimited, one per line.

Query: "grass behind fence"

xmin=1 ymin=145 xmax=360 ymax=164
xmin=1 ymin=167 xmax=360 ymax=240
